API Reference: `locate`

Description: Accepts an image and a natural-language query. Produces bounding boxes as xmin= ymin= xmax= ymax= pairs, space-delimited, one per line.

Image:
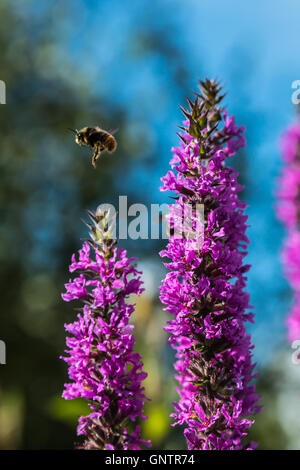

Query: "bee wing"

xmin=108 ymin=128 xmax=119 ymax=136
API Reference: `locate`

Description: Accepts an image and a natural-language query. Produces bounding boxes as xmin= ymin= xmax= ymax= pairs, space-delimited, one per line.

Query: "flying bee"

xmin=69 ymin=126 xmax=118 ymax=168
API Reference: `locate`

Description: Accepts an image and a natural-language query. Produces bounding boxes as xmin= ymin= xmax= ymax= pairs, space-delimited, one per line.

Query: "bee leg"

xmin=92 ymin=143 xmax=101 ymax=169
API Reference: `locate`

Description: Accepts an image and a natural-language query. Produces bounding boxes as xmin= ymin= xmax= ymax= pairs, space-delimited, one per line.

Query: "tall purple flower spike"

xmin=159 ymin=79 xmax=261 ymax=450
xmin=277 ymin=120 xmax=300 ymax=343
xmin=61 ymin=209 xmax=151 ymax=449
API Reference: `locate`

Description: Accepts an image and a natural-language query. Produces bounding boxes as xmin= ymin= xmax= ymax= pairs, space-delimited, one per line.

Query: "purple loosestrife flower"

xmin=61 ymin=209 xmax=151 ymax=450
xmin=277 ymin=120 xmax=300 ymax=342
xmin=159 ymin=79 xmax=261 ymax=450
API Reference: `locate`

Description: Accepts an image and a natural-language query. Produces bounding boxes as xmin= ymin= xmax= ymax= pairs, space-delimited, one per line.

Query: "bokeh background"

xmin=1 ymin=0 xmax=300 ymax=449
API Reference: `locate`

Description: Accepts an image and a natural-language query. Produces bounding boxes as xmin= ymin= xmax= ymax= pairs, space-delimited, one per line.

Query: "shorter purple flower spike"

xmin=61 ymin=208 xmax=151 ymax=450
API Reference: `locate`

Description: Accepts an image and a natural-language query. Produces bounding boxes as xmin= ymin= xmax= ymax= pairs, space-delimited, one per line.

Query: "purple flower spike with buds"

xmin=61 ymin=209 xmax=151 ymax=450
xmin=159 ymin=79 xmax=261 ymax=450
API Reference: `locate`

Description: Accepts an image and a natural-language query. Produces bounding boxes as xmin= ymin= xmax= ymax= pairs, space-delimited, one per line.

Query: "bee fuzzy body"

xmin=74 ymin=126 xmax=117 ymax=168
xmin=104 ymin=134 xmax=117 ymax=152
